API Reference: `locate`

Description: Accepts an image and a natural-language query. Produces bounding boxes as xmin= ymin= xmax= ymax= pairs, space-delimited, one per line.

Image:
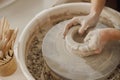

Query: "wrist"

xmin=90 ymin=0 xmax=106 ymax=17
xmin=101 ymin=28 xmax=120 ymax=41
xmin=89 ymin=10 xmax=100 ymax=19
xmin=100 ymin=29 xmax=110 ymax=42
xmin=87 ymin=12 xmax=99 ymax=24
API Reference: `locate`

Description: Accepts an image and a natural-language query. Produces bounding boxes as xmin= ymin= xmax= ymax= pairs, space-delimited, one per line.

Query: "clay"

xmin=65 ymin=26 xmax=91 ymax=57
xmin=72 ymin=30 xmax=85 ymax=43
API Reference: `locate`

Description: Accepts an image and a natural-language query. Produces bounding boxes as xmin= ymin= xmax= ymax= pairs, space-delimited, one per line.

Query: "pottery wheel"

xmin=42 ymin=20 xmax=120 ymax=80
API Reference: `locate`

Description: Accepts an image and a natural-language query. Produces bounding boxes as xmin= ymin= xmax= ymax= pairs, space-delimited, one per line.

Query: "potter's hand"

xmin=83 ymin=29 xmax=108 ymax=54
xmin=63 ymin=14 xmax=99 ymax=39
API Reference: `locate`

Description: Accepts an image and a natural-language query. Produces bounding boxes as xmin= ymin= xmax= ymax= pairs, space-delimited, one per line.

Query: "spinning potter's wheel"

xmin=42 ymin=20 xmax=120 ymax=80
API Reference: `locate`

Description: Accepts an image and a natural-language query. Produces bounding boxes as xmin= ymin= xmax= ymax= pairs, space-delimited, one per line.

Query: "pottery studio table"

xmin=0 ymin=0 xmax=56 ymax=80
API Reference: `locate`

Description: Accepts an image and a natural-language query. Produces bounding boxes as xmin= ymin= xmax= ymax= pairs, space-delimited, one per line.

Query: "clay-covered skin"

xmin=83 ymin=29 xmax=108 ymax=54
xmin=83 ymin=28 xmax=120 ymax=54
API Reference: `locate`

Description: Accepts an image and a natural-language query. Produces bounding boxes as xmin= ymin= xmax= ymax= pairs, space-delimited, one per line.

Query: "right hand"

xmin=82 ymin=28 xmax=109 ymax=54
xmin=63 ymin=14 xmax=99 ymax=39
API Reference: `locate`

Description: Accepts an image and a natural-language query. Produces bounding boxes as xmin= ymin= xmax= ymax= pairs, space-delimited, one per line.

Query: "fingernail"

xmin=78 ymin=30 xmax=83 ymax=34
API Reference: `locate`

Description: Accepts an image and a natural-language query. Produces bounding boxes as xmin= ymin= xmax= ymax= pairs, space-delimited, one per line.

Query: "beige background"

xmin=0 ymin=0 xmax=56 ymax=80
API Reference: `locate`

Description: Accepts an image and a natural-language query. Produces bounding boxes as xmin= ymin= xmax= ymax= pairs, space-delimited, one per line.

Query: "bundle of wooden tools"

xmin=0 ymin=17 xmax=18 ymax=65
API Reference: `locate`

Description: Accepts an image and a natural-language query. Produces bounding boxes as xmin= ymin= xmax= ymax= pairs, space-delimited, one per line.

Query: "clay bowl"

xmin=17 ymin=3 xmax=120 ymax=80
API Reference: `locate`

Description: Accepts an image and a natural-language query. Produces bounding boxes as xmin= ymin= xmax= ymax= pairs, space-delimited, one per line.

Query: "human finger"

xmin=78 ymin=23 xmax=89 ymax=34
xmin=63 ymin=18 xmax=78 ymax=39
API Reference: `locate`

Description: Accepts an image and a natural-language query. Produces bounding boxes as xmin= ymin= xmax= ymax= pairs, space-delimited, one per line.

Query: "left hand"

xmin=83 ymin=29 xmax=109 ymax=54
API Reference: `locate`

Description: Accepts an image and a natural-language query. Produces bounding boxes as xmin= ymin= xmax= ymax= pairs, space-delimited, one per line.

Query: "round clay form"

xmin=65 ymin=25 xmax=93 ymax=57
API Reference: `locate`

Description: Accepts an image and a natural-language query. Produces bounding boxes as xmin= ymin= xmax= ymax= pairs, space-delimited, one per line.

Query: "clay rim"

xmin=65 ymin=26 xmax=86 ymax=50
